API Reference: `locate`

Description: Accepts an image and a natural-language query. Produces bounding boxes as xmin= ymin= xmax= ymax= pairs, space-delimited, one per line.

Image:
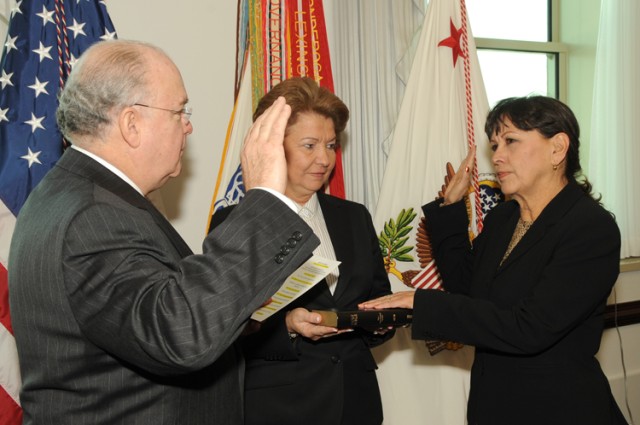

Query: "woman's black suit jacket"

xmin=412 ymin=182 xmax=626 ymax=425
xmin=210 ymin=192 xmax=393 ymax=425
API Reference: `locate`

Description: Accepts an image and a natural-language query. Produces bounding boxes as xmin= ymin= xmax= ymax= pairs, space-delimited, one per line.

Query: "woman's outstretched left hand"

xmin=358 ymin=291 xmax=415 ymax=310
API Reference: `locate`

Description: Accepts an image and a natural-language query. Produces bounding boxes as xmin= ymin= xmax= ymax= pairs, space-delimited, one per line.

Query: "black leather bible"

xmin=314 ymin=308 xmax=413 ymax=330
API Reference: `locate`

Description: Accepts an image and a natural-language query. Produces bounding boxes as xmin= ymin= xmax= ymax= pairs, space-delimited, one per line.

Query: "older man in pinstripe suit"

xmin=8 ymin=39 xmax=318 ymax=424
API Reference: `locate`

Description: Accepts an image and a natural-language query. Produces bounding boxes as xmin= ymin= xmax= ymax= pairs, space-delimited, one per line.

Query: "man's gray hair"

xmin=56 ymin=40 xmax=165 ymax=140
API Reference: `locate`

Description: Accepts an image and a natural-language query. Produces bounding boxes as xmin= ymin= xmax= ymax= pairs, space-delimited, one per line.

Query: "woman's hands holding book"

xmin=285 ymin=308 xmax=353 ymax=341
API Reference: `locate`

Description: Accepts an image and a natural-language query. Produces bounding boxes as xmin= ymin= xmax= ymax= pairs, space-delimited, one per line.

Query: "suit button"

xmin=280 ymin=245 xmax=291 ymax=255
xmin=274 ymin=254 xmax=285 ymax=264
xmin=330 ymin=355 xmax=341 ymax=364
xmin=292 ymin=231 xmax=303 ymax=241
xmin=286 ymin=238 xmax=297 ymax=248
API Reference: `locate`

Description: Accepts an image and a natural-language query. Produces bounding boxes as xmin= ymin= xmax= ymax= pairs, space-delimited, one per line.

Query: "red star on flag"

xmin=438 ymin=18 xmax=466 ymax=66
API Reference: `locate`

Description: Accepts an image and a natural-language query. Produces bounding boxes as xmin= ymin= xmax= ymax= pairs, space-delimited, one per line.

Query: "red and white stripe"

xmin=411 ymin=260 xmax=442 ymax=290
xmin=0 ymin=200 xmax=22 ymax=424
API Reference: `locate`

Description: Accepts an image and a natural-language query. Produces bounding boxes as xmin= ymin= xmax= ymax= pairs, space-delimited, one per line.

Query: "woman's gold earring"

xmin=552 ymin=164 xmax=558 ymax=171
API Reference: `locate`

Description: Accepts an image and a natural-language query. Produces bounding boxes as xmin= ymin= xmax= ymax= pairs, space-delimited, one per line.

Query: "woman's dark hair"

xmin=253 ymin=77 xmax=349 ymax=143
xmin=485 ymin=95 xmax=598 ymax=201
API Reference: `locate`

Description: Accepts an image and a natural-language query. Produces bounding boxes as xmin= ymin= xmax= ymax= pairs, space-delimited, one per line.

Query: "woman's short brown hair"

xmin=253 ymin=77 xmax=349 ymax=141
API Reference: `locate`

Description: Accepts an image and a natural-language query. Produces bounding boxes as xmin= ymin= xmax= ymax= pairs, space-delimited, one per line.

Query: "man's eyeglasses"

xmin=133 ymin=103 xmax=193 ymax=124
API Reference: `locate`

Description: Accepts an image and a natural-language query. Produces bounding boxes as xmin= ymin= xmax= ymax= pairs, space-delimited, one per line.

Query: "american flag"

xmin=0 ymin=1 xmax=116 ymax=423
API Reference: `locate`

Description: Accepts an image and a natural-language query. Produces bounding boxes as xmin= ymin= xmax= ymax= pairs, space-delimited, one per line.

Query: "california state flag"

xmin=371 ymin=0 xmax=501 ymax=424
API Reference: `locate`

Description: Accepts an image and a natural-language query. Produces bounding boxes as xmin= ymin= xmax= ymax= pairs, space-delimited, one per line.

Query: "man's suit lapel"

xmin=318 ymin=193 xmax=353 ymax=303
xmin=58 ymin=149 xmax=193 ymax=258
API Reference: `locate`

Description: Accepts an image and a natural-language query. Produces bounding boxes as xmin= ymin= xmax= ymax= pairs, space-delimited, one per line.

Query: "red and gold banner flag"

xmin=209 ymin=0 xmax=343 ymax=226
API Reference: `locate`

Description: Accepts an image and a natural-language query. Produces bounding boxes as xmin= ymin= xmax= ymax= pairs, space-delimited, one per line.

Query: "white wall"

xmin=600 ymin=269 xmax=640 ymax=423
xmin=561 ymin=0 xmax=600 ymax=167
xmin=107 ymin=1 xmax=237 ymax=253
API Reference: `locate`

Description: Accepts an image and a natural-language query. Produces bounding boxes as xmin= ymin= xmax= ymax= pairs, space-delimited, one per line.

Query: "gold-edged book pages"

xmin=314 ymin=308 xmax=413 ymax=330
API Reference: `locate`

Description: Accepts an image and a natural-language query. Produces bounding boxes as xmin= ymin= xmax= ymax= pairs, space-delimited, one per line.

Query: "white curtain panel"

xmin=324 ymin=0 xmax=425 ymax=210
xmin=589 ymin=0 xmax=640 ymax=259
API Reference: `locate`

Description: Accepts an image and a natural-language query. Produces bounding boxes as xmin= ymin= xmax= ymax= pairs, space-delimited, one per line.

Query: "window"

xmin=467 ymin=0 xmax=549 ymax=42
xmin=466 ymin=0 xmax=566 ymax=107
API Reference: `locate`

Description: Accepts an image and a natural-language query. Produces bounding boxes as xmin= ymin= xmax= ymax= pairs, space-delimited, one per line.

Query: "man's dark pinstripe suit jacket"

xmin=8 ymin=148 xmax=319 ymax=424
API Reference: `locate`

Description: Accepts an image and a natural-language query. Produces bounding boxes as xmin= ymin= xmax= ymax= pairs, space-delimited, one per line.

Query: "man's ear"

xmin=119 ymin=107 xmax=141 ymax=148
xmin=551 ymin=132 xmax=570 ymax=165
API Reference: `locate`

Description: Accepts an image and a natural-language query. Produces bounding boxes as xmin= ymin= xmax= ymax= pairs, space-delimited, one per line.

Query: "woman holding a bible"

xmin=361 ymin=96 xmax=627 ymax=425
xmin=210 ymin=77 xmax=394 ymax=425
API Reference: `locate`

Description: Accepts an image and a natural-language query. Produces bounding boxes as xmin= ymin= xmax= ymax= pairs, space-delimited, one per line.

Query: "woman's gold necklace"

xmin=500 ymin=217 xmax=533 ymax=265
